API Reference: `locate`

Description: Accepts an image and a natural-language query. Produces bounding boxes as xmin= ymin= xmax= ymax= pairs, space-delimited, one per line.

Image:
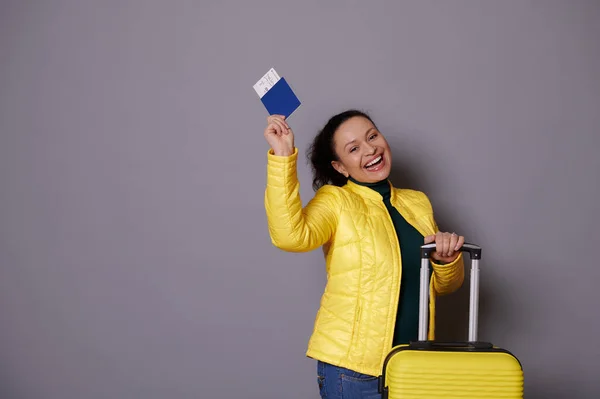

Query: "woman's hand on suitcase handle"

xmin=424 ymin=231 xmax=465 ymax=263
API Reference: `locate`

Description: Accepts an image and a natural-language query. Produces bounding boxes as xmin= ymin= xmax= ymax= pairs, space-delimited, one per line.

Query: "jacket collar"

xmin=345 ymin=178 xmax=394 ymax=201
xmin=346 ymin=178 xmax=431 ymax=237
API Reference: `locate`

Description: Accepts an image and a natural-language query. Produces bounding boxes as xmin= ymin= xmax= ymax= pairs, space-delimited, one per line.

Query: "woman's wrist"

xmin=272 ymin=147 xmax=294 ymax=157
xmin=432 ymin=258 xmax=448 ymax=265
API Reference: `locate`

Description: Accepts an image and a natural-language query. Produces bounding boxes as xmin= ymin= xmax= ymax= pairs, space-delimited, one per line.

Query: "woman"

xmin=263 ymin=110 xmax=465 ymax=399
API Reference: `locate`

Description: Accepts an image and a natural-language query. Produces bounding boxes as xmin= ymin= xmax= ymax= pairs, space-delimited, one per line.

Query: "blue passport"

xmin=254 ymin=69 xmax=301 ymax=118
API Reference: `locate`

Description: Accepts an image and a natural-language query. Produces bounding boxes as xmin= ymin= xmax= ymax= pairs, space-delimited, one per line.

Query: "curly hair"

xmin=306 ymin=109 xmax=377 ymax=191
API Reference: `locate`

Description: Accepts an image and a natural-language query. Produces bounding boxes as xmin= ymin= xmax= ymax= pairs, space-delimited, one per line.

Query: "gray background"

xmin=1 ymin=1 xmax=599 ymax=398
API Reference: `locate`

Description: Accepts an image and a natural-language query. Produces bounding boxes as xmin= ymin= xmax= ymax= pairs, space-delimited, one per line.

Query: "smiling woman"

xmin=328 ymin=114 xmax=392 ymax=184
xmin=263 ymin=110 xmax=467 ymax=399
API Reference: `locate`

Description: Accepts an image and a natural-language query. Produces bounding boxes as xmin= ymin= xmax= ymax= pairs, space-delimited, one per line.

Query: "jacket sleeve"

xmin=419 ymin=193 xmax=465 ymax=296
xmin=430 ymin=253 xmax=465 ymax=296
xmin=264 ymin=148 xmax=339 ymax=252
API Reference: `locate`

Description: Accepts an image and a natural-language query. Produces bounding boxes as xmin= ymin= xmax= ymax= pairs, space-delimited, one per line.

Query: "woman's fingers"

xmin=455 ymin=234 xmax=465 ymax=251
xmin=432 ymin=231 xmax=465 ymax=258
xmin=268 ymin=115 xmax=289 ymax=136
xmin=434 ymin=232 xmax=445 ymax=257
xmin=448 ymin=233 xmax=459 ymax=257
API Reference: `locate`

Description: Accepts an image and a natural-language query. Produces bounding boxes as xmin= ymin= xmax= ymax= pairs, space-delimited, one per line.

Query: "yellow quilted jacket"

xmin=264 ymin=149 xmax=464 ymax=376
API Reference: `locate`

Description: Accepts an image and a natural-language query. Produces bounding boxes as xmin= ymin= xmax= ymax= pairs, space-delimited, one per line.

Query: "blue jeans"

xmin=316 ymin=361 xmax=381 ymax=399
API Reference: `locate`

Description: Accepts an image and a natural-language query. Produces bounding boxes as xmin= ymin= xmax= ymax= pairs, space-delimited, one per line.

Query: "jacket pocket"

xmin=350 ymin=303 xmax=362 ymax=348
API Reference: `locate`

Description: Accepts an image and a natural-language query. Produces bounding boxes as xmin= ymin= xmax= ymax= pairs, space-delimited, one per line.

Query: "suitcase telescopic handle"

xmin=418 ymin=242 xmax=482 ymax=342
xmin=420 ymin=242 xmax=482 ymax=260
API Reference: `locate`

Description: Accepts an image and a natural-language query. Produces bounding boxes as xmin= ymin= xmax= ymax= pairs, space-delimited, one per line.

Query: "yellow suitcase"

xmin=378 ymin=243 xmax=524 ymax=399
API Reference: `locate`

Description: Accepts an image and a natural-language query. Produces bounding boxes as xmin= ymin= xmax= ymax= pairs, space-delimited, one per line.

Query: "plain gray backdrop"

xmin=1 ymin=1 xmax=599 ymax=398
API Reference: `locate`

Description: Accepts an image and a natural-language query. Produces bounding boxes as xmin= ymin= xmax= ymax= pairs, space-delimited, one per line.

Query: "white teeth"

xmin=365 ymin=156 xmax=382 ymax=167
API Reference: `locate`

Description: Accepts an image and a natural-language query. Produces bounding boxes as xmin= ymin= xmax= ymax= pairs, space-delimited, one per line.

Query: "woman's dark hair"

xmin=307 ymin=109 xmax=377 ymax=191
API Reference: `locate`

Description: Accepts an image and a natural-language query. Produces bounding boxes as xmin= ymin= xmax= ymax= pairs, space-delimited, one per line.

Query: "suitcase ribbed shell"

xmin=384 ymin=348 xmax=523 ymax=398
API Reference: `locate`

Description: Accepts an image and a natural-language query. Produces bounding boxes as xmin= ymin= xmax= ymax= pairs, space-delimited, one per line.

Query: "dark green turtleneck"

xmin=349 ymin=177 xmax=428 ymax=346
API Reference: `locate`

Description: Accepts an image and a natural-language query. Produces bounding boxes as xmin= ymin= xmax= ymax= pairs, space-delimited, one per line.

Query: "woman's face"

xmin=331 ymin=116 xmax=392 ymax=183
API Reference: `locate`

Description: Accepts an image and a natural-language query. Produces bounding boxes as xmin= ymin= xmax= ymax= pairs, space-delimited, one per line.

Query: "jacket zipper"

xmin=380 ymin=201 xmax=402 ymax=355
xmin=383 ymin=197 xmax=431 ymax=351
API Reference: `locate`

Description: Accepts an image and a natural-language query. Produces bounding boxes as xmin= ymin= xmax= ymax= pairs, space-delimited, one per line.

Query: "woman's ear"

xmin=331 ymin=160 xmax=349 ymax=177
